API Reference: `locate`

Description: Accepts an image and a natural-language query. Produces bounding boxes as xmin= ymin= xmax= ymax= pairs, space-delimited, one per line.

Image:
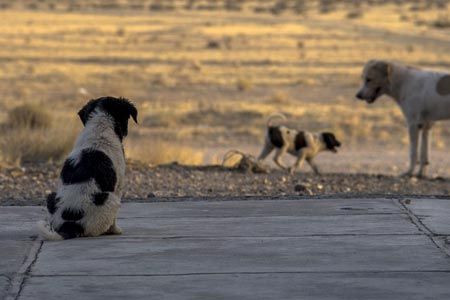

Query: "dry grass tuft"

xmin=346 ymin=10 xmax=363 ymax=19
xmin=270 ymin=91 xmax=290 ymax=104
xmin=432 ymin=14 xmax=450 ymax=28
xmin=236 ymin=78 xmax=253 ymax=91
xmin=1 ymin=106 xmax=78 ymax=165
xmin=126 ymin=140 xmax=204 ymax=166
xmin=7 ymin=104 xmax=52 ymax=129
xmin=0 ymin=124 xmax=77 ymax=165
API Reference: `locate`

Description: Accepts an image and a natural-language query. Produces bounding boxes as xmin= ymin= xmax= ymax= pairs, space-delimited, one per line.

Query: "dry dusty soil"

xmin=1 ymin=157 xmax=450 ymax=206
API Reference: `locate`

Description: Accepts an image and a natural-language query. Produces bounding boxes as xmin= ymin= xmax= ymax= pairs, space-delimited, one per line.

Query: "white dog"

xmin=38 ymin=96 xmax=138 ymax=240
xmin=356 ymin=60 xmax=450 ymax=177
xmin=258 ymin=113 xmax=341 ymax=175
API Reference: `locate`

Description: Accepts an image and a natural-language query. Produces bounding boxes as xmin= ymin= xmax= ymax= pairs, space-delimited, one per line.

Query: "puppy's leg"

xmin=273 ymin=147 xmax=288 ymax=170
xmin=402 ymin=124 xmax=419 ymax=177
xmin=289 ymin=151 xmax=307 ymax=175
xmin=306 ymin=158 xmax=321 ymax=175
xmin=418 ymin=124 xmax=431 ymax=178
xmin=257 ymin=142 xmax=274 ymax=161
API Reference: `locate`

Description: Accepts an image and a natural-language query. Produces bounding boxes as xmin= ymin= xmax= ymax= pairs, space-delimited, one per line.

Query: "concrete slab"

xmin=32 ymin=235 xmax=449 ymax=276
xmin=117 ymin=214 xmax=419 ymax=237
xmin=0 ymin=207 xmax=42 ymax=240
xmin=0 ymin=240 xmax=33 ymax=277
xmin=3 ymin=199 xmax=450 ymax=299
xmin=406 ymin=199 xmax=450 ymax=235
xmin=121 ymin=198 xmax=401 ymax=218
xmin=19 ymin=272 xmax=450 ymax=300
xmin=0 ymin=276 xmax=10 ymax=300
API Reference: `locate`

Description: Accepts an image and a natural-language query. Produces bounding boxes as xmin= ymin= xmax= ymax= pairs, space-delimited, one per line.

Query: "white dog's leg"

xmin=257 ymin=143 xmax=274 ymax=161
xmin=402 ymin=124 xmax=419 ymax=177
xmin=418 ymin=124 xmax=431 ymax=178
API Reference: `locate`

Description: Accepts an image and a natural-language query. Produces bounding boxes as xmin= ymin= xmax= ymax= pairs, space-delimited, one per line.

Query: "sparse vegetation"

xmin=432 ymin=13 xmax=450 ymax=28
xmin=346 ymin=9 xmax=363 ymax=19
xmin=270 ymin=91 xmax=290 ymax=104
xmin=126 ymin=140 xmax=204 ymax=166
xmin=0 ymin=1 xmax=450 ymax=167
xmin=7 ymin=104 xmax=52 ymax=130
xmin=236 ymin=78 xmax=253 ymax=91
xmin=0 ymin=126 xmax=76 ymax=164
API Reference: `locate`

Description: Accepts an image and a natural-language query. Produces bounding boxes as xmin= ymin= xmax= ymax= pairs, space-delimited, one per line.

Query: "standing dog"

xmin=38 ymin=96 xmax=138 ymax=240
xmin=356 ymin=60 xmax=450 ymax=177
xmin=257 ymin=113 xmax=341 ymax=174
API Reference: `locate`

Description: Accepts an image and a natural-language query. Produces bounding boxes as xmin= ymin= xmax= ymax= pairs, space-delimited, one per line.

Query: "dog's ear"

xmin=322 ymin=132 xmax=341 ymax=153
xmin=374 ymin=60 xmax=392 ymax=83
xmin=99 ymin=97 xmax=138 ymax=140
xmin=78 ymin=99 xmax=100 ymax=125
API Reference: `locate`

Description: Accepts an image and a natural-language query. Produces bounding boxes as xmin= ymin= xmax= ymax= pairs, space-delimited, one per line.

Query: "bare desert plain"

xmin=1 ymin=0 xmax=450 ymax=204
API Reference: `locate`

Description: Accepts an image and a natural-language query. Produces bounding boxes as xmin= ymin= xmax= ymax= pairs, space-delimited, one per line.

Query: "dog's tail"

xmin=266 ymin=112 xmax=287 ymax=127
xmin=37 ymin=221 xmax=63 ymax=241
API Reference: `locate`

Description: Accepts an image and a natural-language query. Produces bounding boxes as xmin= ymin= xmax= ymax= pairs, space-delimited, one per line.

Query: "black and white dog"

xmin=38 ymin=96 xmax=138 ymax=240
xmin=258 ymin=113 xmax=341 ymax=174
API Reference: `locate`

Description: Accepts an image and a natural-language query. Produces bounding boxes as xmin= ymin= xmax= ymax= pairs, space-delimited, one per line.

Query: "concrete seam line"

xmin=121 ymin=194 xmax=450 ymax=203
xmin=396 ymin=199 xmax=450 ymax=258
xmin=28 ymin=270 xmax=450 ymax=277
xmin=5 ymin=239 xmax=43 ymax=300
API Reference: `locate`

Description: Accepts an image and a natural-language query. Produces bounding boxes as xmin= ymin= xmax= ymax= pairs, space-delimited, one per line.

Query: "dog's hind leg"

xmin=273 ymin=147 xmax=288 ymax=170
xmin=402 ymin=124 xmax=419 ymax=177
xmin=306 ymin=158 xmax=321 ymax=175
xmin=289 ymin=151 xmax=307 ymax=175
xmin=257 ymin=143 xmax=274 ymax=161
xmin=418 ymin=124 xmax=431 ymax=178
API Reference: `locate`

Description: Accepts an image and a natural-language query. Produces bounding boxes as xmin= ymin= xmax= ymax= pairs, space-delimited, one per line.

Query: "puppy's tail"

xmin=266 ymin=113 xmax=287 ymax=127
xmin=37 ymin=221 xmax=63 ymax=241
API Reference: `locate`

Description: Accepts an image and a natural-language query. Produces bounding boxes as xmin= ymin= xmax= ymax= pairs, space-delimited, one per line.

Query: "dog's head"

xmin=321 ymin=132 xmax=341 ymax=153
xmin=78 ymin=96 xmax=138 ymax=140
xmin=356 ymin=60 xmax=392 ymax=104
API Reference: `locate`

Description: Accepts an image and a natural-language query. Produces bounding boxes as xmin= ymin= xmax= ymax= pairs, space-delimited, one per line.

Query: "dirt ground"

xmin=2 ymin=150 xmax=450 ymax=206
xmin=1 ymin=1 xmax=450 ymax=205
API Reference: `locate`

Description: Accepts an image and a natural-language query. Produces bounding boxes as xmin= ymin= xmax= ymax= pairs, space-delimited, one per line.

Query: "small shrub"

xmin=206 ymin=40 xmax=221 ymax=49
xmin=8 ymin=104 xmax=52 ymax=129
xmin=0 ymin=125 xmax=77 ymax=164
xmin=270 ymin=91 xmax=289 ymax=104
xmin=236 ymin=78 xmax=253 ymax=91
xmin=346 ymin=10 xmax=363 ymax=19
xmin=116 ymin=27 xmax=126 ymax=37
xmin=432 ymin=14 xmax=450 ymax=28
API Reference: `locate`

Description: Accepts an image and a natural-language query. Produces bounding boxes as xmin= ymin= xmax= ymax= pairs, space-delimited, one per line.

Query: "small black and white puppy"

xmin=38 ymin=96 xmax=138 ymax=240
xmin=257 ymin=113 xmax=341 ymax=175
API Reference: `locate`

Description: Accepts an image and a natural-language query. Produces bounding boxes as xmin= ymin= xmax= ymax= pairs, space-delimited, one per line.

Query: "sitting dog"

xmin=356 ymin=60 xmax=450 ymax=177
xmin=37 ymin=96 xmax=138 ymax=240
xmin=257 ymin=113 xmax=341 ymax=174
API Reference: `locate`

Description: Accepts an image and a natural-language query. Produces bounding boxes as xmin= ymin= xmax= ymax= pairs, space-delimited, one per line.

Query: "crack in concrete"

xmin=118 ymin=212 xmax=405 ymax=219
xmin=396 ymin=199 xmax=450 ymax=258
xmin=127 ymin=194 xmax=450 ymax=203
xmin=5 ymin=239 xmax=43 ymax=300
xmin=28 ymin=270 xmax=450 ymax=278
